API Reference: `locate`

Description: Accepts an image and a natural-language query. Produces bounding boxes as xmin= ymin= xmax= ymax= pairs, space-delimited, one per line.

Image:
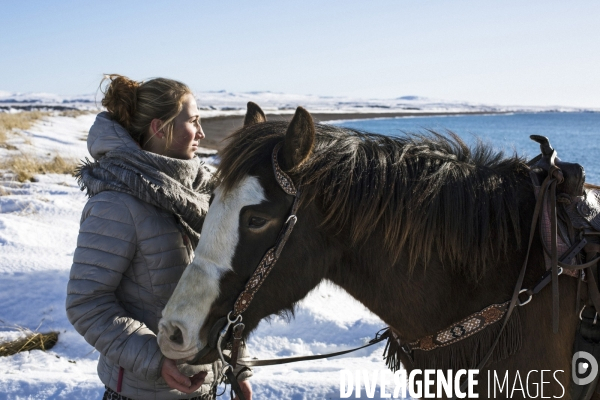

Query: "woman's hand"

xmin=161 ymin=358 xmax=207 ymax=394
xmin=233 ymin=380 xmax=252 ymax=400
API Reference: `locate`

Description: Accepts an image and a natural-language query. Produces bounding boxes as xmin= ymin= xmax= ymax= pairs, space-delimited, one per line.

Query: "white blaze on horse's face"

xmin=157 ymin=175 xmax=265 ymax=360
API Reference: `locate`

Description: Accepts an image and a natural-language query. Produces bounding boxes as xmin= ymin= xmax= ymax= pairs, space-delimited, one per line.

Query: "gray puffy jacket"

xmin=66 ymin=114 xmax=250 ymax=400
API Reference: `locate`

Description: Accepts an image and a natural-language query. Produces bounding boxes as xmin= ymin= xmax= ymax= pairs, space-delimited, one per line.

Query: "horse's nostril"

xmin=169 ymin=327 xmax=183 ymax=345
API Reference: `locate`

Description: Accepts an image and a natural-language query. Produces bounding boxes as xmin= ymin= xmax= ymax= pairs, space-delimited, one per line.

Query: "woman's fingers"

xmin=171 ymin=370 xmax=192 ymax=387
xmin=161 ymin=358 xmax=206 ymax=394
xmin=163 ymin=359 xmax=190 ymax=384
xmin=188 ymin=371 xmax=208 ymax=391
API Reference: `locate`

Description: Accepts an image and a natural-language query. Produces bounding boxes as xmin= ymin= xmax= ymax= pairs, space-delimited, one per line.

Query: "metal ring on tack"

xmin=518 ymin=267 xmax=563 ymax=307
xmin=286 ymin=215 xmax=298 ymax=225
xmin=578 ymin=305 xmax=599 ymax=324
xmin=221 ymin=364 xmax=233 ymax=376
xmin=217 ymin=314 xmax=242 ymax=374
xmin=227 ymin=311 xmax=242 ymax=324
xmin=518 ymin=289 xmax=532 ymax=306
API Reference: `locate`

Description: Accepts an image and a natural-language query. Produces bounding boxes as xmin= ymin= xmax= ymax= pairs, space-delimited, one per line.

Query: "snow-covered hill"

xmin=1 ymin=90 xmax=595 ymax=117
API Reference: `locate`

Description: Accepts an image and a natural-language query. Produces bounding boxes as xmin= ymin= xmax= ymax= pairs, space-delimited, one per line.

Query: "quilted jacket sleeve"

xmin=66 ymin=193 xmax=164 ymax=381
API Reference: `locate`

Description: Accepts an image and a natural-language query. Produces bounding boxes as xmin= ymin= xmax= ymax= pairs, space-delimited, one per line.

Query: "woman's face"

xmin=165 ymin=93 xmax=205 ymax=160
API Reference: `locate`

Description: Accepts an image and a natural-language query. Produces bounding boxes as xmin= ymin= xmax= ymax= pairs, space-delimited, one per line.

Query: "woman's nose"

xmin=197 ymin=126 xmax=205 ymax=140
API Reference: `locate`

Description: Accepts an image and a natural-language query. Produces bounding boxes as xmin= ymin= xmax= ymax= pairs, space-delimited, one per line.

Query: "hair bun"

xmin=100 ymin=74 xmax=140 ymax=131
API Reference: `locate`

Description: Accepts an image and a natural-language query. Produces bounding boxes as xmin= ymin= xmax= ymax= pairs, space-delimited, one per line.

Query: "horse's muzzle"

xmin=186 ymin=316 xmax=228 ymax=365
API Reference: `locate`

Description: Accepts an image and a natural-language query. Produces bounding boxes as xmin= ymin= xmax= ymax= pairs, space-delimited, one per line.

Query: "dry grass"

xmin=0 ymin=331 xmax=59 ymax=356
xmin=0 ymin=111 xmax=48 ymax=140
xmin=59 ymin=109 xmax=91 ymax=118
xmin=0 ymin=111 xmax=80 ymax=181
xmin=0 ymin=111 xmax=49 ymax=148
xmin=1 ymin=109 xmax=88 ymax=145
xmin=0 ymin=154 xmax=79 ymax=182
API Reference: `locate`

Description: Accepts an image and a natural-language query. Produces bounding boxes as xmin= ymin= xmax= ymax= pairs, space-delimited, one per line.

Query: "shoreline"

xmin=200 ymin=110 xmax=505 ymax=151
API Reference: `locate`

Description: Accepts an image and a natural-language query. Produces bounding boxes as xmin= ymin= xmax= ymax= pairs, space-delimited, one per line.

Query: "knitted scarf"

xmin=76 ymin=148 xmax=213 ymax=248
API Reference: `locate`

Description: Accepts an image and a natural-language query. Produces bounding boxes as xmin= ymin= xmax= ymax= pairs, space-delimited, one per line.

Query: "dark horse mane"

xmin=218 ymin=121 xmax=531 ymax=281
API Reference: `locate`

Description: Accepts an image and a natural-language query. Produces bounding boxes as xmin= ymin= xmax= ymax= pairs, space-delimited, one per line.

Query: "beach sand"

xmin=200 ymin=111 xmax=496 ymax=151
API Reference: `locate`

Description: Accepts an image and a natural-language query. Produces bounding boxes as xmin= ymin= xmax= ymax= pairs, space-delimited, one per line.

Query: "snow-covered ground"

xmin=1 ymin=90 xmax=596 ymax=117
xmin=0 ymin=113 xmax=401 ymax=399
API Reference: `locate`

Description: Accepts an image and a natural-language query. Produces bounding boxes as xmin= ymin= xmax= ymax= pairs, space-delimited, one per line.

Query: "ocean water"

xmin=332 ymin=112 xmax=600 ymax=184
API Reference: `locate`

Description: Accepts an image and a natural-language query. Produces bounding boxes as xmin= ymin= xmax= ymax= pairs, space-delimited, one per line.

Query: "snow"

xmin=0 ymin=114 xmax=401 ymax=399
xmin=2 ymin=90 xmax=597 ymax=117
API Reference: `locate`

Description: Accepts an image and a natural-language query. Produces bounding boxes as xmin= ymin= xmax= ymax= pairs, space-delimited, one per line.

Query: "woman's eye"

xmin=249 ymin=217 xmax=267 ymax=228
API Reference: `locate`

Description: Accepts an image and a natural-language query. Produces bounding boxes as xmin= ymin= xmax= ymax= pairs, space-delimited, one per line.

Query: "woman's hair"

xmin=100 ymin=74 xmax=192 ymax=147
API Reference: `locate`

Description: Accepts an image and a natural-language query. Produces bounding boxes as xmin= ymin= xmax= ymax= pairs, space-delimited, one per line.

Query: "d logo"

xmin=572 ymin=351 xmax=599 ymax=386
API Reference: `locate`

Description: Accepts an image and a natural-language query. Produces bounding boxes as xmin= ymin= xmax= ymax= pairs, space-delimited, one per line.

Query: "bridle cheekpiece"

xmin=231 ymin=142 xmax=302 ymax=318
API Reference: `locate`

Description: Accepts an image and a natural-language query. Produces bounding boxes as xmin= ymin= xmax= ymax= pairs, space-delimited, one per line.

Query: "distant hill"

xmin=0 ymin=90 xmax=596 ymax=116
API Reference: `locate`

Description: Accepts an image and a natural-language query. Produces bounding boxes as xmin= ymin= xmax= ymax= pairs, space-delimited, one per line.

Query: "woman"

xmin=66 ymin=75 xmax=252 ymax=400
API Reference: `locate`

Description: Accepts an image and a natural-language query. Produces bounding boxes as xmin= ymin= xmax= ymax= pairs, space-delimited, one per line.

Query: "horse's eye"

xmin=249 ymin=217 xmax=267 ymax=228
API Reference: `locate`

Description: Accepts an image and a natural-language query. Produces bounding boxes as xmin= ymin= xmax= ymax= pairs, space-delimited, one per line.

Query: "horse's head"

xmin=157 ymin=103 xmax=336 ymax=362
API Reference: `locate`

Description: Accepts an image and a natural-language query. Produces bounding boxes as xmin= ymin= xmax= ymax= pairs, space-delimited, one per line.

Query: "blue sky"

xmin=1 ymin=1 xmax=598 ymax=107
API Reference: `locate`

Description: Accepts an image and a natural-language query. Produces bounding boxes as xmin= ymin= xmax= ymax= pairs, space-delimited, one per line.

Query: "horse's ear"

xmin=281 ymin=106 xmax=315 ymax=171
xmin=244 ymin=102 xmax=266 ymax=126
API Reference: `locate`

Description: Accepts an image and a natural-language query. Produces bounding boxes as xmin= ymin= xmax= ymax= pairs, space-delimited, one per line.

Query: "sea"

xmin=332 ymin=112 xmax=600 ymax=184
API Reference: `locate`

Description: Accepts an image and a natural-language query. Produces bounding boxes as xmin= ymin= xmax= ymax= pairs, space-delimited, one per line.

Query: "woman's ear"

xmin=150 ymin=118 xmax=165 ymax=139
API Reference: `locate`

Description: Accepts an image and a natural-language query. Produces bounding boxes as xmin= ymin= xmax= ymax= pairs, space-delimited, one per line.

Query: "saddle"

xmin=528 ymin=135 xmax=600 ymax=261
xmin=528 ymin=135 xmax=600 ymax=400
xmin=529 ymin=134 xmax=586 ymax=197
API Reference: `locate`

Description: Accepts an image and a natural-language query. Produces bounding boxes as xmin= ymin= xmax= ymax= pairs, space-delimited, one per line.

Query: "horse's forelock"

xmin=217 ymin=121 xmax=288 ymax=195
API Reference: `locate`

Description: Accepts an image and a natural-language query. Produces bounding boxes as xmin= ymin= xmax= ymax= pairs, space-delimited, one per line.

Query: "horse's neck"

xmin=326 ymin=248 xmax=440 ymax=336
xmin=326 ymin=243 xmax=530 ymax=340
xmin=323 ymin=169 xmax=536 ymax=339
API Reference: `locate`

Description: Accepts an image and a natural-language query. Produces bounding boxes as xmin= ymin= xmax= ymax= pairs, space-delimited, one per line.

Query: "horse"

xmin=158 ymin=103 xmax=582 ymax=399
